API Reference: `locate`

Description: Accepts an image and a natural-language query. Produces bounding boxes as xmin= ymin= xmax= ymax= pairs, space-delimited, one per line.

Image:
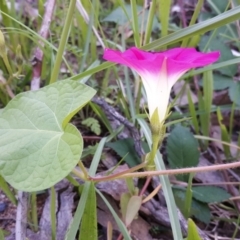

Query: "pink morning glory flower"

xmin=103 ymin=47 xmax=220 ymax=124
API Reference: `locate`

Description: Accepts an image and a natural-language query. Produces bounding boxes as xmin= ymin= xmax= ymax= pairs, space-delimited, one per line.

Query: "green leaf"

xmin=199 ymin=36 xmax=237 ymax=77
xmin=208 ymin=0 xmax=229 ymax=14
xmin=0 ymin=80 xmax=96 ymax=191
xmin=229 ymin=82 xmax=240 ymax=105
xmin=79 ymin=182 xmax=97 ymax=240
xmin=106 ymin=138 xmax=149 ymax=167
xmin=173 ymin=188 xmax=211 ymax=224
xmin=81 ymin=117 xmax=101 ymax=135
xmin=166 ymin=125 xmax=199 ymax=181
xmin=102 ymin=4 xmax=159 ymax=32
xmin=192 ymin=186 xmax=231 ymax=203
xmin=212 ymin=74 xmax=234 ymax=90
xmin=191 ymin=200 xmax=211 ymax=224
xmin=186 ymin=219 xmax=202 ymax=240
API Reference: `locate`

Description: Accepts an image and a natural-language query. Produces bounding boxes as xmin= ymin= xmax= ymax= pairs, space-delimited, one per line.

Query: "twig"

xmin=15 ymin=192 xmax=28 ymax=240
xmin=90 ymin=160 xmax=240 ymax=182
xmin=31 ymin=0 xmax=56 ymax=90
xmin=92 ymin=96 xmax=145 ymax=157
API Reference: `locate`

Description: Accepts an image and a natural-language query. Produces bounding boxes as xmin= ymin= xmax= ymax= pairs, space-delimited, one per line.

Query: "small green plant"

xmin=81 ymin=117 xmax=101 ymax=135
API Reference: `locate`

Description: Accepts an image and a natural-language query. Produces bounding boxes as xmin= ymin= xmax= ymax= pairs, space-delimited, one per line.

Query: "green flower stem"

xmin=146 ymin=133 xmax=161 ymax=169
xmin=146 ymin=121 xmax=166 ymax=169
xmin=49 ymin=0 xmax=76 ymax=84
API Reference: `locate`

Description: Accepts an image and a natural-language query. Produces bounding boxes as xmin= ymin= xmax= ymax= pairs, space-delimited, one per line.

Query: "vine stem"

xmin=88 ymin=160 xmax=240 ymax=183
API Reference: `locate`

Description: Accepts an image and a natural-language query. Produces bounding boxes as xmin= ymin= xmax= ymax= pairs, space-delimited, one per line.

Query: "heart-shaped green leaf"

xmin=0 ymin=80 xmax=96 ymax=191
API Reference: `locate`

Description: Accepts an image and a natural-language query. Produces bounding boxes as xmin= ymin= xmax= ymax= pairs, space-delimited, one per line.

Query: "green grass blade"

xmin=50 ymin=187 xmax=56 ymax=240
xmin=0 ymin=12 xmax=71 ymax=74
xmin=144 ymin=0 xmax=157 ymax=45
xmin=158 ymin=0 xmax=171 ymax=39
xmin=0 ymin=228 xmax=4 ymax=240
xmin=130 ymin=0 xmax=141 ymax=47
xmin=184 ymin=173 xmax=194 ymax=218
xmin=0 ymin=0 xmax=17 ymax=49
xmin=79 ymin=182 xmax=97 ymax=240
xmin=198 ymin=91 xmax=207 ymax=147
xmin=69 ymin=62 xmax=114 ymax=81
xmin=30 ymin=192 xmax=38 ymax=232
xmin=181 ymin=0 xmax=204 ymax=47
xmin=79 ymin=0 xmax=96 ymax=73
xmin=0 ymin=175 xmax=17 ymax=205
xmin=202 ymin=70 xmax=213 ymax=137
xmin=65 ymin=137 xmax=107 ymax=240
xmin=187 ymin=87 xmax=199 ymax=134
xmin=80 ymin=60 xmax=100 ymax=84
xmin=50 ymin=0 xmax=76 ymax=84
xmin=89 ymin=137 xmax=107 ymax=175
xmin=137 ymin=118 xmax=183 ymax=240
xmin=217 ymin=108 xmax=231 ymax=157
xmin=65 ymin=182 xmax=91 ymax=240
xmin=143 ymin=6 xmax=240 ymax=50
xmin=95 ymin=188 xmax=132 ymax=240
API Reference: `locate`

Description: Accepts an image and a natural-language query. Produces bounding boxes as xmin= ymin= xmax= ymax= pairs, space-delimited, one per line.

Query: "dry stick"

xmin=16 ymin=2 xmax=56 ymax=240
xmin=31 ymin=0 xmax=56 ymax=90
xmin=15 ymin=192 xmax=28 ymax=240
xmin=92 ymin=96 xmax=145 ymax=157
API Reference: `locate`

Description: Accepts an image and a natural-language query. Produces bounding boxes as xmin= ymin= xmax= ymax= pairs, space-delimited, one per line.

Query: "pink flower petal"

xmin=103 ymin=47 xmax=220 ymax=123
